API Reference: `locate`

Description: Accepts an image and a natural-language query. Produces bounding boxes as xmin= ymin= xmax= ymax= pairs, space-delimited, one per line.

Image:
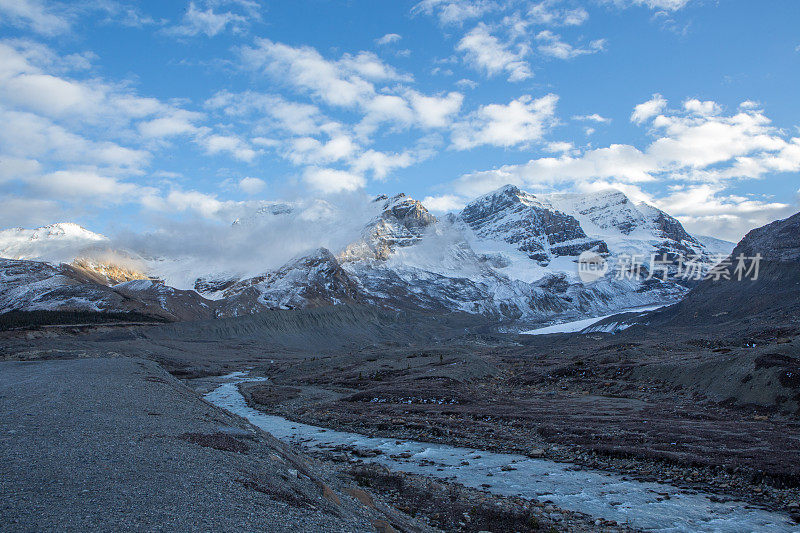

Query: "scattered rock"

xmin=346 ymin=487 xmax=376 ymax=509
xmin=372 ymin=519 xmax=397 ymax=533
xmin=320 ymin=483 xmax=341 ymax=505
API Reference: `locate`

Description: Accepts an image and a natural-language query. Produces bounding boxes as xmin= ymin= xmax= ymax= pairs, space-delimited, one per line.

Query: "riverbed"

xmin=205 ymin=371 xmax=798 ymax=532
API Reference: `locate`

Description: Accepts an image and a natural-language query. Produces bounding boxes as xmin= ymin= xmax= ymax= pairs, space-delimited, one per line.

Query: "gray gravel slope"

xmin=0 ymin=357 xmax=401 ymax=532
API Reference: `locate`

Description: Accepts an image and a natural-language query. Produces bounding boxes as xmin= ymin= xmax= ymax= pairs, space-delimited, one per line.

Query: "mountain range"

xmin=0 ymin=185 xmax=735 ymax=327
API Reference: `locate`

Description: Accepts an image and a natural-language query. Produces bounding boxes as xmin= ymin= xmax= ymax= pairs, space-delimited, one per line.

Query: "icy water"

xmin=205 ymin=372 xmax=799 ymax=532
xmin=521 ymin=304 xmax=667 ymax=335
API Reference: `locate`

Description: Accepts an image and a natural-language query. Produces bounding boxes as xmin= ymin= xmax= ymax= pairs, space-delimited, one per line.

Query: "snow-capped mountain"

xmin=0 ymin=185 xmax=722 ymax=326
xmin=339 ymin=194 xmax=437 ymax=262
xmin=0 ymin=258 xmax=215 ymax=321
xmin=695 ymin=235 xmax=736 ymax=258
xmin=220 ymin=248 xmax=364 ymax=316
xmin=458 ymin=185 xmax=608 ymax=265
xmin=0 ymin=223 xmax=149 ymax=285
xmin=543 ymin=190 xmax=705 ymax=259
xmin=0 ymin=223 xmax=107 ymax=263
xmin=209 ymin=186 xmax=711 ymax=324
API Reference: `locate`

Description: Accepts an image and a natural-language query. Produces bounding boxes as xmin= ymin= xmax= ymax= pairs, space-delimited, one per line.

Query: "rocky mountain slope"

xmin=459 ymin=185 xmax=608 ymax=264
xmin=0 ymin=186 xmax=729 ymax=326
xmin=731 ymin=211 xmax=800 ymax=262
xmin=0 ymin=258 xmax=215 ymax=322
xmin=644 ymin=210 xmax=800 ymax=331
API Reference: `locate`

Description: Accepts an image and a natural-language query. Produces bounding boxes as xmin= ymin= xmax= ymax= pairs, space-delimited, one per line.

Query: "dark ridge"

xmin=0 ymin=310 xmax=170 ymax=331
xmin=144 ymin=304 xmax=489 ymax=354
xmin=618 ymin=210 xmax=800 ymax=337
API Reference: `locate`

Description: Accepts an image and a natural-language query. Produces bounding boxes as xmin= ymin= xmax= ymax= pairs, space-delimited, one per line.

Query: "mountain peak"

xmin=494 ymin=184 xmax=523 ymax=196
xmin=35 ymin=223 xmax=107 ymax=240
xmin=461 ymin=185 xmax=607 ymax=265
xmin=339 ymin=193 xmax=436 ymax=262
xmin=473 ymin=184 xmax=524 ymax=203
xmin=0 ymin=223 xmax=108 ymax=262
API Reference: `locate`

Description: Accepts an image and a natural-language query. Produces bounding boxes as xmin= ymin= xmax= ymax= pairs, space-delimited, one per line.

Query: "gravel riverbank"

xmin=0 ymin=357 xmax=424 ymax=532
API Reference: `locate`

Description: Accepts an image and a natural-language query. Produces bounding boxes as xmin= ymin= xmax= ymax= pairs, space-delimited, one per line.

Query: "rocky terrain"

xmin=0 ymin=357 xmax=421 ymax=532
xmin=2 ymin=199 xmax=797 ymax=531
xmin=0 ymin=258 xmax=216 ymax=322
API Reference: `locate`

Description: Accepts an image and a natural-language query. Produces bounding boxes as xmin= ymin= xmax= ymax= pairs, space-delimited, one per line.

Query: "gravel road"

xmin=0 ymin=357 xmax=409 ymax=532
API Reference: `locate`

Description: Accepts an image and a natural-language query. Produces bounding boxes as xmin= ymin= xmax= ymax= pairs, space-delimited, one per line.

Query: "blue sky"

xmin=0 ymin=0 xmax=798 ymax=241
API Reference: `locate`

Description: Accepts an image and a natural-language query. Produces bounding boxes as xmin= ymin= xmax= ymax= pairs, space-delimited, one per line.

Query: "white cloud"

xmin=376 ymin=33 xmax=402 ymax=45
xmin=451 ymin=94 xmax=558 ymax=150
xmin=160 ymin=189 xmax=232 ymax=218
xmin=0 ymin=0 xmax=70 ymax=36
xmin=0 ymin=40 xmax=202 ymax=136
xmin=239 ymin=38 xmax=463 ymax=139
xmin=197 ymin=133 xmax=257 ymax=162
xmin=240 ymin=39 xmax=380 ymax=108
xmin=0 ymin=196 xmax=64 ymax=228
xmin=206 ymin=90 xmax=331 ymax=136
xmin=166 ymin=1 xmax=250 ymax=37
xmin=446 ymin=97 xmax=800 ymax=240
xmin=303 ymin=167 xmax=365 ymax=194
xmin=405 ymin=90 xmax=463 ymax=128
xmin=527 ymin=1 xmax=589 ymax=26
xmin=647 ymin=106 xmax=786 ymax=170
xmin=0 ymin=106 xmax=151 ymax=170
xmin=338 ymin=51 xmax=413 ymax=82
xmin=545 ymin=141 xmax=574 ymax=153
xmin=535 ymin=30 xmax=606 ymax=59
xmin=455 ymin=98 xmax=800 ymax=197
xmin=0 ymin=36 xmax=272 ymax=225
xmin=455 ymin=78 xmax=478 ymax=89
xmin=454 ymin=15 xmax=604 ymax=79
xmin=286 ymin=135 xmax=358 ymax=165
xmin=683 ymin=98 xmax=721 ymax=116
xmin=631 ymin=93 xmax=667 ymax=124
xmin=453 ymin=143 xmax=654 ymax=197
xmin=606 ymin=0 xmax=691 ymax=11
xmin=138 ymin=110 xmax=204 ymax=138
xmin=422 ymin=194 xmax=466 ymax=212
xmin=238 ymin=176 xmax=266 ymax=195
xmin=573 ymin=113 xmax=611 ymax=123
xmin=652 ymin=184 xmax=794 ymax=241
xmin=456 ymin=24 xmax=532 ymax=81
xmin=30 ymin=169 xmax=149 ymax=201
xmin=0 ymin=156 xmax=40 ymax=182
xmin=412 ymin=0 xmax=499 ymax=25
xmin=351 ymin=150 xmax=415 ymax=180
xmin=202 ymin=82 xmax=447 ymax=186
xmin=357 ymin=94 xmax=416 ymax=136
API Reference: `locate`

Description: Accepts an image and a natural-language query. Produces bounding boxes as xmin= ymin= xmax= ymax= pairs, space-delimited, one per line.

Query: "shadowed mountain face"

xmin=731 ymin=211 xmax=800 ymax=263
xmin=636 ymin=211 xmax=800 ymax=333
xmin=145 ymin=304 xmax=488 ymax=354
xmin=549 ymin=210 xmax=800 ymax=417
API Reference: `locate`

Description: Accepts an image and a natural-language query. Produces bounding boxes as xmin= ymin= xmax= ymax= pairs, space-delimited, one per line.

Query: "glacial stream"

xmin=205 ymin=372 xmax=799 ymax=532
